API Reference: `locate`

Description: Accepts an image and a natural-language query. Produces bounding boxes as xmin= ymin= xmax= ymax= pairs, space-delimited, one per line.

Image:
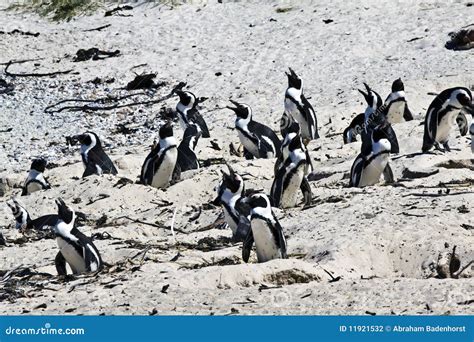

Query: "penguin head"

xmin=30 ymin=158 xmax=47 ymax=173
xmin=175 ymin=90 xmax=196 ymax=108
xmin=359 ymin=83 xmax=383 ymax=110
xmin=391 ymin=78 xmax=404 ymax=92
xmin=55 ymin=198 xmax=75 ymax=225
xmin=7 ymin=198 xmax=30 ymax=230
xmin=159 ymin=122 xmax=174 ymax=140
xmin=286 ymin=68 xmax=303 ymax=90
xmin=71 ymin=132 xmax=101 ymax=148
xmin=217 ymin=163 xmax=244 ymax=198
xmin=371 ymin=124 xmax=392 ymax=154
xmin=455 ymin=89 xmax=474 ymax=115
xmin=227 ymin=100 xmax=252 ymax=121
xmin=242 ymin=192 xmax=271 ymax=211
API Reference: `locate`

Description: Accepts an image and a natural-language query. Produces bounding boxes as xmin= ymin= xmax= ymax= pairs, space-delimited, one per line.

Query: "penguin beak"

xmin=55 ymin=198 xmax=65 ymax=209
xmin=358 ymin=89 xmax=368 ymax=98
xmin=225 ymin=162 xmax=236 ymax=177
xmin=227 ymin=100 xmax=241 ymax=112
xmin=363 ymin=82 xmax=371 ymax=93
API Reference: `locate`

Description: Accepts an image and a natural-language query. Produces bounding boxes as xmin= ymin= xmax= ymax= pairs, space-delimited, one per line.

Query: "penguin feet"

xmin=442 ymin=142 xmax=451 ymax=152
xmin=433 ymin=142 xmax=446 ymax=153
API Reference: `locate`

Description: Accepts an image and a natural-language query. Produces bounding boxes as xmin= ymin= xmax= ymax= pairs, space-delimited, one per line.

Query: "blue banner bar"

xmin=0 ymin=316 xmax=472 ymax=341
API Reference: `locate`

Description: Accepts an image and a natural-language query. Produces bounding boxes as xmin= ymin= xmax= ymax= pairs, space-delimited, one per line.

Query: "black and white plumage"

xmin=422 ymin=87 xmax=474 ymax=152
xmin=343 ymin=113 xmax=365 ymax=144
xmin=283 ymin=68 xmax=319 ymax=141
xmin=53 ymin=198 xmax=102 ymax=275
xmin=350 ymin=124 xmax=393 ymax=187
xmin=383 ymin=78 xmax=414 ymax=123
xmin=241 ymin=192 xmax=287 ymax=263
xmin=228 ymin=100 xmax=281 ymax=159
xmin=69 ymin=132 xmax=117 ymax=178
xmin=21 ymin=158 xmax=51 ymax=196
xmin=359 ymin=83 xmax=399 ymax=155
xmin=140 ymin=122 xmax=178 ymax=189
xmin=175 ymin=90 xmax=210 ymax=138
xmin=7 ymin=198 xmax=59 ymax=231
xmin=213 ymin=164 xmax=251 ymax=241
xmin=176 ymin=123 xmax=201 ymax=172
xmin=456 ymin=112 xmax=469 ymax=137
xmin=271 ymin=122 xmax=312 ymax=208
xmin=470 ymin=122 xmax=474 ymax=153
xmin=0 ymin=229 xmax=5 ymax=246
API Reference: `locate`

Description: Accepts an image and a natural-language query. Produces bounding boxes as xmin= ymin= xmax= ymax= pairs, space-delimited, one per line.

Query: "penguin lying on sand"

xmin=422 ymin=87 xmax=474 ymax=152
xmin=241 ymin=192 xmax=287 ymax=263
xmin=21 ymin=158 xmax=51 ymax=196
xmin=228 ymin=100 xmax=281 ymax=159
xmin=53 ymin=198 xmax=102 ymax=275
xmin=68 ymin=132 xmax=117 ymax=177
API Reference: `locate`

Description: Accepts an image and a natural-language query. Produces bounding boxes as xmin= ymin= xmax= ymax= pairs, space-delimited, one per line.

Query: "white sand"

xmin=0 ymin=1 xmax=473 ymax=315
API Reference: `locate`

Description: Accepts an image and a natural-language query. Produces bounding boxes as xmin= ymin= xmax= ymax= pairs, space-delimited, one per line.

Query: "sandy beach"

xmin=0 ymin=0 xmax=473 ymax=315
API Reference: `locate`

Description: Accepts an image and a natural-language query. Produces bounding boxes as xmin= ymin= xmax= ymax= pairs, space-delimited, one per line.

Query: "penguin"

xmin=456 ymin=112 xmax=469 ymax=136
xmin=53 ymin=198 xmax=102 ymax=275
xmin=176 ymin=123 xmax=201 ymax=172
xmin=241 ymin=192 xmax=287 ymax=263
xmin=140 ymin=122 xmax=178 ymax=189
xmin=213 ymin=163 xmax=251 ymax=241
xmin=175 ymin=90 xmax=210 ymax=138
xmin=279 ymin=110 xmax=296 ymax=139
xmin=342 ymin=113 xmax=365 ymax=144
xmin=422 ymin=87 xmax=474 ymax=152
xmin=470 ymin=122 xmax=474 ymax=153
xmin=6 ymin=198 xmax=58 ymax=231
xmin=69 ymin=132 xmax=118 ymax=177
xmin=271 ymin=121 xmax=312 ymax=208
xmin=227 ymin=100 xmax=281 ymax=159
xmin=383 ymin=78 xmax=414 ymax=123
xmin=349 ymin=123 xmax=394 ymax=187
xmin=284 ymin=68 xmax=319 ymax=141
xmin=358 ymin=83 xmax=400 ymax=155
xmin=21 ymin=158 xmax=51 ymax=196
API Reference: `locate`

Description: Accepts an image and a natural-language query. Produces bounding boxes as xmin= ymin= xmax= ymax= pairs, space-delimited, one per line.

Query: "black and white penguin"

xmin=241 ymin=192 xmax=287 ymax=263
xmin=69 ymin=132 xmax=118 ymax=177
xmin=271 ymin=122 xmax=312 ymax=208
xmin=283 ymin=68 xmax=319 ymax=141
xmin=7 ymin=198 xmax=59 ymax=231
xmin=422 ymin=87 xmax=474 ymax=152
xmin=343 ymin=113 xmax=365 ymax=144
xmin=140 ymin=122 xmax=178 ymax=188
xmin=383 ymin=78 xmax=414 ymax=123
xmin=21 ymin=158 xmax=51 ymax=196
xmin=53 ymin=198 xmax=102 ymax=275
xmin=176 ymin=123 xmax=201 ymax=172
xmin=456 ymin=112 xmax=469 ymax=137
xmin=227 ymin=100 xmax=281 ymax=159
xmin=358 ymin=83 xmax=399 ymax=155
xmin=175 ymin=90 xmax=210 ymax=138
xmin=213 ymin=164 xmax=251 ymax=241
xmin=350 ymin=123 xmax=394 ymax=187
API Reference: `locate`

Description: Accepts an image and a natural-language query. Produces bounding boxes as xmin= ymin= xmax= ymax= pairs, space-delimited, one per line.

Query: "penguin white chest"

xmin=237 ymin=130 xmax=259 ymax=156
xmin=26 ymin=181 xmax=43 ymax=194
xmin=222 ymin=206 xmax=239 ymax=234
xmin=56 ymin=237 xmax=87 ymax=274
xmin=386 ymin=102 xmax=405 ymax=123
xmin=280 ymin=165 xmax=305 ymax=208
xmin=436 ymin=110 xmax=458 ymax=143
xmin=251 ymin=218 xmax=281 ymax=263
xmin=358 ymin=154 xmax=389 ymax=187
xmin=151 ymin=148 xmax=178 ymax=189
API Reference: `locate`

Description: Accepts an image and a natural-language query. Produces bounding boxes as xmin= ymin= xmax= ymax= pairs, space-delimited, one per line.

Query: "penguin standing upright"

xmin=241 ymin=192 xmax=287 ymax=263
xmin=140 ymin=122 xmax=178 ymax=189
xmin=69 ymin=132 xmax=117 ymax=177
xmin=343 ymin=113 xmax=365 ymax=144
xmin=383 ymin=78 xmax=414 ymax=123
xmin=175 ymin=90 xmax=210 ymax=138
xmin=213 ymin=164 xmax=251 ymax=241
xmin=358 ymin=83 xmax=399 ymax=155
xmin=21 ymin=158 xmax=51 ymax=196
xmin=176 ymin=123 xmax=201 ymax=172
xmin=227 ymin=100 xmax=281 ymax=159
xmin=53 ymin=198 xmax=102 ymax=275
xmin=422 ymin=87 xmax=474 ymax=152
xmin=350 ymin=123 xmax=394 ymax=187
xmin=271 ymin=122 xmax=312 ymax=208
xmin=7 ymin=198 xmax=59 ymax=232
xmin=283 ymin=68 xmax=319 ymax=141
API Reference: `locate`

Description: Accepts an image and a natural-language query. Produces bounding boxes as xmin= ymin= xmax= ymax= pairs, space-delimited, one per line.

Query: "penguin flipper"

xmin=55 ymin=251 xmax=68 ymax=276
xmin=233 ymin=216 xmax=251 ymax=242
xmin=456 ymin=112 xmax=468 ymax=136
xmin=274 ymin=218 xmax=287 ymax=259
xmin=349 ymin=154 xmax=365 ymax=187
xmin=300 ymin=177 xmax=312 ymax=207
xmin=383 ymin=164 xmax=395 ymax=184
xmin=82 ymin=162 xmax=98 ymax=178
xmin=243 ymin=147 xmax=254 ymax=160
xmin=383 ymin=124 xmax=399 ymax=154
xmin=21 ymin=187 xmax=27 ymax=196
xmin=242 ymin=230 xmax=254 ymax=263
xmin=403 ymin=103 xmax=414 ymax=121
xmin=31 ymin=214 xmax=59 ymax=230
xmin=188 ymin=108 xmax=210 ymax=138
xmin=171 ymin=162 xmax=181 ymax=184
xmin=300 ymin=94 xmax=319 ymax=139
